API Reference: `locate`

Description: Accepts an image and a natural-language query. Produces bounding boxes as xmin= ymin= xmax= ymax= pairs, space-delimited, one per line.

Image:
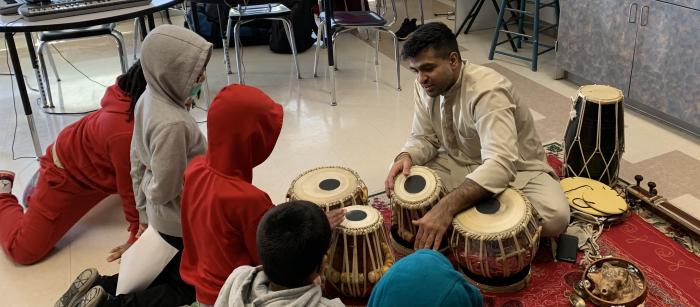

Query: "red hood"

xmin=206 ymin=84 xmax=283 ymax=181
xmin=100 ymin=83 xmax=131 ymax=114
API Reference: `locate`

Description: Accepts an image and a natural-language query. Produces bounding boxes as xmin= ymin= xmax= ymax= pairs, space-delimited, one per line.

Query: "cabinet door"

xmin=628 ymin=1 xmax=700 ymax=134
xmin=556 ymin=0 xmax=639 ymax=95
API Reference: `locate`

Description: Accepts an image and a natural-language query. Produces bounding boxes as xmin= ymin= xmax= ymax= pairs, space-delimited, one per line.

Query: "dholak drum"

xmin=564 ymin=84 xmax=625 ymax=185
xmin=450 ymin=188 xmax=542 ymax=293
xmin=287 ymin=166 xmax=368 ymax=211
xmin=324 ymin=205 xmax=394 ymax=298
xmin=389 ymin=166 xmax=449 ymax=258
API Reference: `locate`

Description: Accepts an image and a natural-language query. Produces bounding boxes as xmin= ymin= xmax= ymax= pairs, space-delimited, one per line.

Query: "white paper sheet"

xmin=116 ymin=226 xmax=178 ymax=295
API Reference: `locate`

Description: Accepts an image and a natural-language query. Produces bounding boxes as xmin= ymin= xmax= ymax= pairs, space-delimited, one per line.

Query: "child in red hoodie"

xmin=178 ymin=84 xmax=283 ymax=306
xmin=0 ymin=61 xmax=146 ymax=265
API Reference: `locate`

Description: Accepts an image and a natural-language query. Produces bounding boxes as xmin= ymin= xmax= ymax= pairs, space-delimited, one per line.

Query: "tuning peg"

xmin=648 ymin=182 xmax=657 ymax=196
xmin=634 ymin=175 xmax=643 ymax=187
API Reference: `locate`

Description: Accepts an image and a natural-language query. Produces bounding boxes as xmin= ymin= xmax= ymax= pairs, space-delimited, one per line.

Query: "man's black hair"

xmin=402 ymin=22 xmax=460 ymax=60
xmin=117 ymin=60 xmax=147 ymax=122
xmin=257 ymin=200 xmax=331 ymax=288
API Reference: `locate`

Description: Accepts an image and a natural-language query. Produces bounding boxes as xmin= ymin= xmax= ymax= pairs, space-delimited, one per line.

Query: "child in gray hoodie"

xmin=214 ymin=201 xmax=345 ymax=307
xmin=55 ymin=24 xmax=212 ymax=307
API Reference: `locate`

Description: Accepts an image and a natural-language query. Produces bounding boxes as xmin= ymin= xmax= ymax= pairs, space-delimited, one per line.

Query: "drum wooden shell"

xmin=389 ymin=166 xmax=447 ymax=257
xmin=450 ymin=188 xmax=542 ymax=292
xmin=564 ymin=85 xmax=625 ymax=185
xmin=324 ymin=206 xmax=393 ymax=298
xmin=287 ymin=166 xmax=368 ymax=211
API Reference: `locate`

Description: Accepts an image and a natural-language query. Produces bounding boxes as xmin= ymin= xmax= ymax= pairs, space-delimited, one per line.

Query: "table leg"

xmin=5 ymin=32 xmax=42 ymax=158
xmin=22 ymin=33 xmax=50 ymax=109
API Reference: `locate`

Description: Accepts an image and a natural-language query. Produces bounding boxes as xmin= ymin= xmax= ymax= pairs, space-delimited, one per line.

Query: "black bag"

xmin=186 ymin=3 xmax=271 ymax=48
xmin=269 ymin=0 xmax=316 ymax=54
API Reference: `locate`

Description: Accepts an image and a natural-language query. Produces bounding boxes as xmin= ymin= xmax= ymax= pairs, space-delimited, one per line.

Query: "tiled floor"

xmin=0 ymin=4 xmax=699 ymax=306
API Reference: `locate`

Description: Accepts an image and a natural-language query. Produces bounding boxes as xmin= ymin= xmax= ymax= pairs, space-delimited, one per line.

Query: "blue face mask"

xmin=188 ymin=82 xmax=203 ymax=98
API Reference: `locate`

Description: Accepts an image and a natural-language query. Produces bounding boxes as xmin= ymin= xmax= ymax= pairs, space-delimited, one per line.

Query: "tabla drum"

xmin=450 ymin=188 xmax=542 ymax=293
xmin=389 ymin=166 xmax=448 ymax=258
xmin=564 ymin=84 xmax=625 ymax=185
xmin=561 ymin=177 xmax=629 ymax=224
xmin=324 ymin=205 xmax=394 ymax=298
xmin=287 ymin=166 xmax=368 ymax=211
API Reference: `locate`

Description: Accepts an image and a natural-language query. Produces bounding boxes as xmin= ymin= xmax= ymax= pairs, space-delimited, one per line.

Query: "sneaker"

xmin=54 ymin=268 xmax=99 ymax=307
xmin=396 ymin=18 xmax=418 ymax=41
xmin=75 ymin=286 xmax=107 ymax=307
xmin=0 ymin=170 xmax=15 ymax=194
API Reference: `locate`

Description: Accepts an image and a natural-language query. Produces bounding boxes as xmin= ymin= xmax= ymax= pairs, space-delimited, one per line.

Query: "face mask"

xmin=188 ymin=82 xmax=203 ymax=98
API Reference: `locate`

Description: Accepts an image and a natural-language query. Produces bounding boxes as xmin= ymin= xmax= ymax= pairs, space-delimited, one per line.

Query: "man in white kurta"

xmin=386 ymin=23 xmax=570 ymax=250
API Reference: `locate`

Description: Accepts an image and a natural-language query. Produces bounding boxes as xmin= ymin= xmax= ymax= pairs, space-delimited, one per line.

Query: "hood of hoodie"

xmin=368 ymin=249 xmax=483 ymax=307
xmin=140 ymin=24 xmax=212 ymax=108
xmin=206 ymin=84 xmax=283 ymax=181
xmin=215 ymin=266 xmax=344 ymax=307
xmin=99 ymin=83 xmax=131 ymax=114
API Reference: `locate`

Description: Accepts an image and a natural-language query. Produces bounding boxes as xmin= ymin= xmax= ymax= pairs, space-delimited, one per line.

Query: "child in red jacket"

xmin=178 ymin=84 xmax=283 ymax=306
xmin=0 ymin=61 xmax=146 ymax=265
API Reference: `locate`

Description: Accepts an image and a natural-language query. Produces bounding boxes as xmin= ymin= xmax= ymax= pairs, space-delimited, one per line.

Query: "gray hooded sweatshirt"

xmin=130 ymin=24 xmax=212 ymax=237
xmin=214 ymin=266 xmax=345 ymax=307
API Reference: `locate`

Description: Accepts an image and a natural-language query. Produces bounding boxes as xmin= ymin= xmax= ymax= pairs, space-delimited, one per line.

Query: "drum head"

xmin=393 ymin=166 xmax=440 ymax=207
xmin=453 ymin=189 xmax=527 ymax=235
xmin=291 ymin=167 xmax=361 ymax=206
xmin=578 ymin=85 xmax=623 ymax=105
xmin=561 ymin=177 xmax=628 ymax=216
xmin=339 ymin=205 xmax=382 ymax=232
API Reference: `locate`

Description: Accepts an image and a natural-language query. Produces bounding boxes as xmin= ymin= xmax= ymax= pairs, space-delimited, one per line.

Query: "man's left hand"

xmin=412 ymin=197 xmax=455 ymax=250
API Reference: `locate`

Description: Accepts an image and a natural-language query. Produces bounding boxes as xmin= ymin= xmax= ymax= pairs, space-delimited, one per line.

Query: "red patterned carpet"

xmin=366 ymin=194 xmax=700 ymax=307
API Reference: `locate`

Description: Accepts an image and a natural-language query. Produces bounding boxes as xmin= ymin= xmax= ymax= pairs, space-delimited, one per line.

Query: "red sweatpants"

xmin=0 ymin=146 xmax=110 ymax=265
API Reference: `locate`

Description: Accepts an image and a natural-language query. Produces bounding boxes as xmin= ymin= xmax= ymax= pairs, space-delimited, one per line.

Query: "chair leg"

xmin=386 ymin=30 xmax=401 ymax=91
xmin=109 ymin=31 xmax=129 ymax=73
xmin=374 ymin=29 xmax=380 ymax=65
xmin=313 ymin=22 xmax=325 ymax=77
xmin=224 ymin=18 xmax=233 ymax=75
xmin=329 ymin=65 xmax=336 ymax=106
xmin=44 ymin=45 xmax=60 ymax=82
xmin=530 ymin=0 xmax=540 ymax=71
xmin=280 ymin=18 xmax=301 ymax=79
xmin=332 ymin=32 xmax=339 ymax=71
xmin=233 ymin=22 xmax=244 ymax=84
xmin=132 ymin=18 xmax=140 ymax=61
xmin=37 ymin=42 xmax=54 ymax=108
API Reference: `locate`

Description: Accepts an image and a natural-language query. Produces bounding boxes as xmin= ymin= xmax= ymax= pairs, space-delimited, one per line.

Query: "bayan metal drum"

xmin=287 ymin=166 xmax=368 ymax=211
xmin=450 ymin=188 xmax=542 ymax=293
xmin=564 ymin=85 xmax=625 ymax=185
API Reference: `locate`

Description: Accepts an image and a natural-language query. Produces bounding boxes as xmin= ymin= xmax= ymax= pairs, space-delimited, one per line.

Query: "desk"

xmin=0 ymin=0 xmax=181 ymax=157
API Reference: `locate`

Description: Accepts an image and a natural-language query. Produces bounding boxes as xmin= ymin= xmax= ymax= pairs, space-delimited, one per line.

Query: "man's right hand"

xmin=385 ymin=153 xmax=412 ymax=195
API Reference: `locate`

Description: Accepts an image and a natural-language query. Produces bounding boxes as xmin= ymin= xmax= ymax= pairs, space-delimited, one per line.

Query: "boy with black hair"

xmin=214 ymin=201 xmax=345 ymax=307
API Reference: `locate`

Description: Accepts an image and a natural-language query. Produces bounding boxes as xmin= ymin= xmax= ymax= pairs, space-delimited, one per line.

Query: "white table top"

xmin=0 ymin=0 xmax=180 ymax=32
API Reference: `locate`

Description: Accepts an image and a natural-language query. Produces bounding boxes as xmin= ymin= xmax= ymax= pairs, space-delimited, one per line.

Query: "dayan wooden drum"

xmin=324 ymin=205 xmax=394 ymax=298
xmin=389 ymin=166 xmax=448 ymax=257
xmin=450 ymin=188 xmax=542 ymax=293
xmin=287 ymin=166 xmax=368 ymax=211
xmin=564 ymin=84 xmax=625 ymax=185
